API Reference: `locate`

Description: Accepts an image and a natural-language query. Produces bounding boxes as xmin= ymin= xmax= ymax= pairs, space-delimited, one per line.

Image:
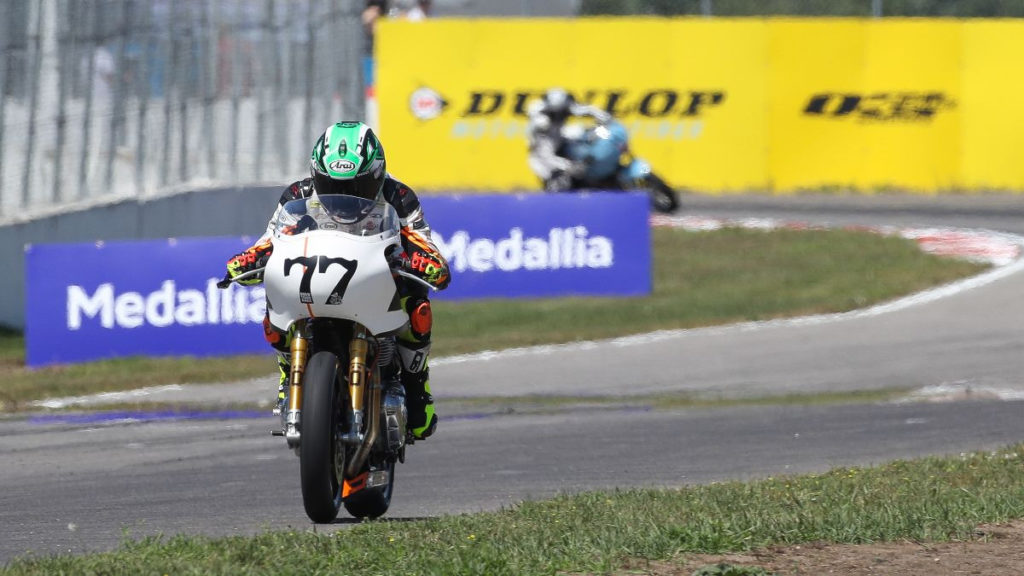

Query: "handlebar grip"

xmin=218 ymin=267 xmax=266 ymax=288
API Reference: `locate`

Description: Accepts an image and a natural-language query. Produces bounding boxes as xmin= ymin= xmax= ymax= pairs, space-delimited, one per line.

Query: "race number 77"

xmin=284 ymin=255 xmax=358 ymax=304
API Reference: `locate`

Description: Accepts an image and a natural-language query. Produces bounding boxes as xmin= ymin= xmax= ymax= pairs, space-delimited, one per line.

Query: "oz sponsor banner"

xmin=422 ymin=192 xmax=650 ymax=300
xmin=25 ymin=192 xmax=650 ymax=366
xmin=768 ymin=19 xmax=962 ymax=191
xmin=25 ymin=237 xmax=267 ymax=367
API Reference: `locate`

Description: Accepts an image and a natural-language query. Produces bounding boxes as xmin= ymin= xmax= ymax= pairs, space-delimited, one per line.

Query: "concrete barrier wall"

xmin=1 ymin=186 xmax=283 ymax=329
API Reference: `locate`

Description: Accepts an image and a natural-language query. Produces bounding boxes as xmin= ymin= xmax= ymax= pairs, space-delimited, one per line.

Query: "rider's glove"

xmin=226 ymin=239 xmax=272 ymax=285
xmin=409 ymin=249 xmax=450 ymax=290
xmin=568 ymin=158 xmax=589 ymax=178
xmin=390 ymin=241 xmax=451 ymax=291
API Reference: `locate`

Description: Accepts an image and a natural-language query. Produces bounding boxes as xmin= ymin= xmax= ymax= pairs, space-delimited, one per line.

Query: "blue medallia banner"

xmin=24 ymin=191 xmax=650 ymax=366
xmin=25 ymin=236 xmax=269 ymax=367
xmin=422 ymin=191 xmax=651 ymax=300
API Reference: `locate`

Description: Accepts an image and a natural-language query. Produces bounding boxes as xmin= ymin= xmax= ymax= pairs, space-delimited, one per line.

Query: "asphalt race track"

xmin=3 ymin=194 xmax=1024 ymax=564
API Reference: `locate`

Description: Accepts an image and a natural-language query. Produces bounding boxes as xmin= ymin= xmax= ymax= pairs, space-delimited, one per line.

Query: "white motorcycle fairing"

xmin=263 ymin=230 xmax=408 ymax=336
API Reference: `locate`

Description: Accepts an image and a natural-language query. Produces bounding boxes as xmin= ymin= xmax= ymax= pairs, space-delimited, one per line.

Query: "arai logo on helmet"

xmin=328 ymin=159 xmax=356 ymax=173
xmin=410 ymin=87 xmax=446 ymax=120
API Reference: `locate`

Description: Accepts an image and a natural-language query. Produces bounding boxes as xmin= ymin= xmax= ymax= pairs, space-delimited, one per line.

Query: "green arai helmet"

xmin=310 ymin=122 xmax=387 ymax=201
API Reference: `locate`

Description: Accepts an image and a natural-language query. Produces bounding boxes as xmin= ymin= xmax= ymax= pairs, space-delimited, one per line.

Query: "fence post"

xmin=104 ymin=1 xmax=129 ymax=192
xmin=53 ymin=0 xmax=71 ymax=204
xmin=201 ymin=0 xmax=216 ymax=182
xmin=0 ymin=1 xmax=11 ymax=215
xmin=233 ymin=0 xmax=245 ymax=181
xmin=134 ymin=4 xmax=152 ymax=196
xmin=303 ymin=0 xmax=315 ymax=158
xmin=160 ymin=0 xmax=177 ymax=188
xmin=22 ymin=0 xmax=46 ymax=207
xmin=177 ymin=4 xmax=189 ymax=185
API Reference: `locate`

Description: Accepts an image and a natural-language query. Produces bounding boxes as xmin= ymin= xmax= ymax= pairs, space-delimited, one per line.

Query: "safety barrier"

xmin=376 ymin=18 xmax=1024 ymax=193
xmin=25 ymin=192 xmax=649 ymax=366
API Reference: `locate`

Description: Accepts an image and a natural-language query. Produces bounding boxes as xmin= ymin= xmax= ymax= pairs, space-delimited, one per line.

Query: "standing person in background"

xmin=361 ymin=0 xmax=390 ymax=129
xmin=362 ymin=0 xmax=388 ymax=54
xmin=391 ymin=0 xmax=431 ymax=20
xmin=85 ymin=45 xmax=116 ymax=107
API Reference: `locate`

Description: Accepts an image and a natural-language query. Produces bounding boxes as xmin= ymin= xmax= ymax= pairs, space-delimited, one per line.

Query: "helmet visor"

xmin=312 ymin=170 xmax=381 ymax=201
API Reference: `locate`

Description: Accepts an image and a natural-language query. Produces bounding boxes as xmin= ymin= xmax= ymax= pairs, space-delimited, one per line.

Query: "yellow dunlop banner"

xmin=961 ymin=20 xmax=1024 ymax=190
xmin=377 ymin=18 xmax=1023 ymax=193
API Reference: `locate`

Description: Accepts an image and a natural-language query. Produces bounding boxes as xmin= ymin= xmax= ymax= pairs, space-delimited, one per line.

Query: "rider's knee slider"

xmin=406 ymin=298 xmax=432 ymax=341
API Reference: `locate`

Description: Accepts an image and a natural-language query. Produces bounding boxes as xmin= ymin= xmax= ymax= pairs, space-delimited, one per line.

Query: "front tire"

xmin=644 ymin=173 xmax=679 ymax=214
xmin=300 ymin=351 xmax=344 ymax=523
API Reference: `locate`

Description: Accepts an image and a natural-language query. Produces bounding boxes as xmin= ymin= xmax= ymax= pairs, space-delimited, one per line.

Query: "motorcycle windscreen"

xmin=263 ymin=231 xmax=408 ymax=335
xmin=272 ymin=196 xmax=400 ymax=239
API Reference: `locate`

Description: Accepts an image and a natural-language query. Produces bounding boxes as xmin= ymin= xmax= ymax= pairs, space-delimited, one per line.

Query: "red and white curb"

xmin=894 ymin=382 xmax=1024 ymax=404
xmin=650 ymin=214 xmax=1023 ymax=267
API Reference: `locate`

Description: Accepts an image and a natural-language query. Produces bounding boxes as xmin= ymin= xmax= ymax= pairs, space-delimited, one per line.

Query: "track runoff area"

xmin=436 ymin=214 xmax=1024 ymax=403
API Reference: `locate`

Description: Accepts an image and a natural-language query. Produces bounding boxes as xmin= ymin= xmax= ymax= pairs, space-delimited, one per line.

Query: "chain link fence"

xmin=2 ymin=0 xmax=1020 ymax=220
xmin=0 ymin=0 xmax=365 ymax=220
xmin=578 ymin=0 xmax=1024 ymax=17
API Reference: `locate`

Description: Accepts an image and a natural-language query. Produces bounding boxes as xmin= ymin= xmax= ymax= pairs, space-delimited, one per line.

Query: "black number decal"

xmin=318 ymin=256 xmax=358 ymax=305
xmin=283 ymin=255 xmax=358 ymax=305
xmin=284 ymin=256 xmax=318 ymax=304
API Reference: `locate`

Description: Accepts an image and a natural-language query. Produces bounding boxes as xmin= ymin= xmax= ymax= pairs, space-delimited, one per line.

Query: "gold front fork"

xmin=283 ymin=324 xmax=308 ymax=448
xmin=288 ymin=328 xmax=308 ymax=414
xmin=348 ymin=324 xmax=369 ymax=416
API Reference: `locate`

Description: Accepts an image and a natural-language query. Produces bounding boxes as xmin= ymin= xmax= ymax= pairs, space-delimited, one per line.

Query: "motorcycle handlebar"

xmin=216 ymin=267 xmax=266 ymax=289
xmin=394 ymin=269 xmax=439 ymax=292
xmin=215 ymin=264 xmax=436 ymax=292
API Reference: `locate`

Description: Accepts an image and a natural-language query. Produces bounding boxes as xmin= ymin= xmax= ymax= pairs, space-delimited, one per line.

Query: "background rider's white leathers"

xmin=525 ymin=97 xmax=611 ymax=190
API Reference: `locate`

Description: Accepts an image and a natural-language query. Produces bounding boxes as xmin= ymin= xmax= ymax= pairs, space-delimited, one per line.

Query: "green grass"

xmin=432 ymin=226 xmax=987 ymax=353
xmin=437 ymin=387 xmax=913 ymax=421
xmin=5 ymin=444 xmax=1023 ymax=575
xmin=0 ymin=227 xmax=1010 ymax=574
xmin=0 ymin=226 xmax=987 ymax=411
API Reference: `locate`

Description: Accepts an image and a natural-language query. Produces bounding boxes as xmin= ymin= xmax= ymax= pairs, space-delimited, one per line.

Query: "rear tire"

xmin=343 ymin=458 xmax=396 ymax=519
xmin=644 ymin=173 xmax=679 ymax=214
xmin=300 ymin=351 xmax=344 ymax=523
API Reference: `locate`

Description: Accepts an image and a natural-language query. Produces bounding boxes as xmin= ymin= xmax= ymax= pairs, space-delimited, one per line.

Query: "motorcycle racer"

xmin=526 ymin=87 xmax=611 ymax=192
xmin=225 ymin=121 xmax=450 ymax=440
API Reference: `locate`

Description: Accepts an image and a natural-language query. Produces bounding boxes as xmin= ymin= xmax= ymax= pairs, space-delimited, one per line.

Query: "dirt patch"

xmin=620 ymin=520 xmax=1024 ymax=575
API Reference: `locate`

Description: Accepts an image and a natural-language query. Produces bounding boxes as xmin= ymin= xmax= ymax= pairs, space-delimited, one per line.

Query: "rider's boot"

xmin=263 ymin=314 xmax=291 ymax=415
xmin=272 ymin=351 xmax=290 ymax=415
xmin=394 ymin=294 xmax=437 ymax=440
xmin=397 ymin=315 xmax=437 ymax=440
xmin=402 ymin=361 xmax=437 ymax=440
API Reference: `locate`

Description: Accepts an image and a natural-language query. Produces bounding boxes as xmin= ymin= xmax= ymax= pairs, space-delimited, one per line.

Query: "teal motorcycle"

xmin=561 ymin=120 xmax=680 ymax=214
